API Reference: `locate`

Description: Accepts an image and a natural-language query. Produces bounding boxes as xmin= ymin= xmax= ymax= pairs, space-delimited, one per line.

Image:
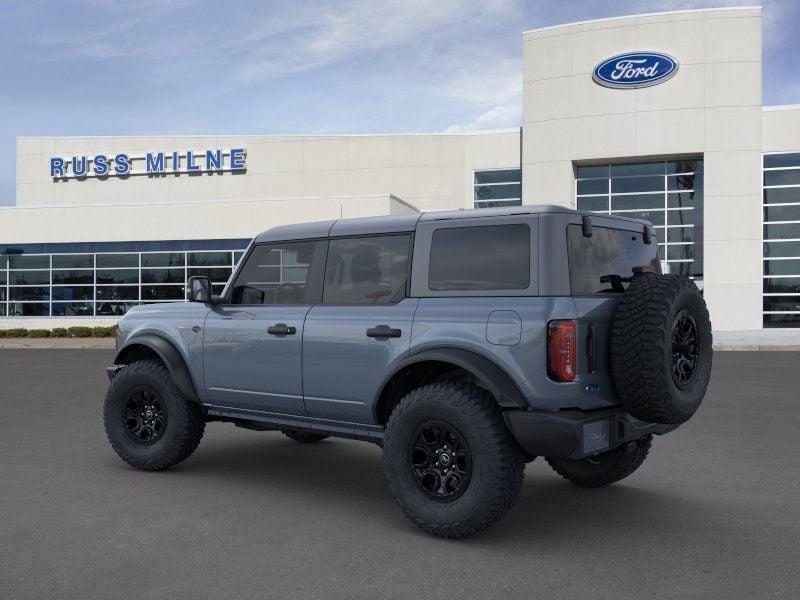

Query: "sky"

xmin=0 ymin=0 xmax=798 ymax=206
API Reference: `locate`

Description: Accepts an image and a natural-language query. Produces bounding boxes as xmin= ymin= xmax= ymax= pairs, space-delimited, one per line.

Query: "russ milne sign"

xmin=50 ymin=148 xmax=247 ymax=179
xmin=592 ymin=52 xmax=678 ymax=89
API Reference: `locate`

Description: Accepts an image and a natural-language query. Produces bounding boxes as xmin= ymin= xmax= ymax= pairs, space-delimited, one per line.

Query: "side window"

xmin=428 ymin=224 xmax=530 ymax=291
xmin=323 ymin=235 xmax=410 ymax=305
xmin=230 ymin=241 xmax=317 ymax=305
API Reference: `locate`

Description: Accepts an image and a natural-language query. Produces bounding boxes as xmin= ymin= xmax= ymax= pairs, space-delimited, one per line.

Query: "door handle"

xmin=267 ymin=323 xmax=296 ymax=336
xmin=366 ymin=325 xmax=402 ymax=339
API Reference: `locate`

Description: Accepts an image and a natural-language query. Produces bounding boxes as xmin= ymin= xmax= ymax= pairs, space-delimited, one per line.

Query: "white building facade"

xmin=2 ymin=6 xmax=799 ymax=332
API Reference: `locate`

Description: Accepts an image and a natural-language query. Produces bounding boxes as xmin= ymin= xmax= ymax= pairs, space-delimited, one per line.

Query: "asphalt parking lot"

xmin=1 ymin=349 xmax=799 ymax=599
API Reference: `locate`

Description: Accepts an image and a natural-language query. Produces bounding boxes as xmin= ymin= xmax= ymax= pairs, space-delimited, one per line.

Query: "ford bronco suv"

xmin=104 ymin=206 xmax=712 ymax=538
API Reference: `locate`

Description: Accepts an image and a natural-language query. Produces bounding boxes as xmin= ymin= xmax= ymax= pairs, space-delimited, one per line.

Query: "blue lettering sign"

xmin=114 ymin=153 xmax=130 ymax=175
xmin=50 ymin=157 xmax=65 ymax=177
xmin=171 ymin=151 xmax=180 ymax=171
xmin=72 ymin=156 xmax=88 ymax=177
xmin=146 ymin=152 xmax=165 ymax=173
xmin=205 ymin=149 xmax=222 ymax=170
xmin=186 ymin=150 xmax=200 ymax=172
xmin=93 ymin=154 xmax=109 ymax=176
xmin=593 ymin=52 xmax=678 ymax=89
xmin=230 ymin=148 xmax=246 ymax=170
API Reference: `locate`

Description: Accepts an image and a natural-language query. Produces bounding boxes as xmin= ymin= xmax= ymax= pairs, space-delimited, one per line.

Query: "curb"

xmin=0 ymin=339 xmax=116 ymax=349
xmin=713 ymin=344 xmax=800 ymax=351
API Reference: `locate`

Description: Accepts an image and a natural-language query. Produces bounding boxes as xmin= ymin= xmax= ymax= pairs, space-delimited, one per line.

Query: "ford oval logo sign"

xmin=593 ymin=52 xmax=679 ymax=89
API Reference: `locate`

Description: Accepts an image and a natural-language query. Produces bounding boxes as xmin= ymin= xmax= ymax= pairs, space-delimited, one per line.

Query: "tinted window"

xmin=232 ymin=241 xmax=317 ymax=305
xmin=429 ymin=224 xmax=530 ymax=291
xmin=323 ymin=235 xmax=410 ymax=304
xmin=567 ymin=225 xmax=659 ymax=294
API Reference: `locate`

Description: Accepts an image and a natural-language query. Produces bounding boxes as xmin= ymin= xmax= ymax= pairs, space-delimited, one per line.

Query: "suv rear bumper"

xmin=504 ymin=407 xmax=678 ymax=461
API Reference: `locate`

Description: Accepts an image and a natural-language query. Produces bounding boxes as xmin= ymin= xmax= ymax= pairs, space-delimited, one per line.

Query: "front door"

xmin=202 ymin=239 xmax=324 ymax=416
xmin=302 ymin=234 xmax=416 ymax=425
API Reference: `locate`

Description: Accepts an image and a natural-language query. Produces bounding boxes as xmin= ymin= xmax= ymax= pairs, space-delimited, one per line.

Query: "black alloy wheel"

xmin=124 ymin=387 xmax=167 ymax=445
xmin=671 ymin=309 xmax=699 ymax=388
xmin=411 ymin=421 xmax=472 ymax=501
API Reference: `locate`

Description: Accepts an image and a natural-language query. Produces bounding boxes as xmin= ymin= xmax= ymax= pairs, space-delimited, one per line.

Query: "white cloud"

xmin=442 ymin=103 xmax=521 ymax=132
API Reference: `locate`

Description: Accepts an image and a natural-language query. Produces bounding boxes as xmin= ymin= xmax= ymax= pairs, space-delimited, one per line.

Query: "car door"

xmin=302 ymin=234 xmax=417 ymax=425
xmin=202 ymin=239 xmax=325 ymax=416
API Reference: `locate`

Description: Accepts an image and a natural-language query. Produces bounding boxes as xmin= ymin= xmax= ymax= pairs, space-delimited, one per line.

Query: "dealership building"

xmin=1 ymin=5 xmax=799 ymax=333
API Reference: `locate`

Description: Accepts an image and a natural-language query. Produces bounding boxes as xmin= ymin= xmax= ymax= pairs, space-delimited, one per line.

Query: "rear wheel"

xmin=282 ymin=430 xmax=329 ymax=443
xmin=546 ymin=435 xmax=652 ymax=487
xmin=103 ymin=359 xmax=205 ymax=471
xmin=383 ymin=381 xmax=525 ymax=538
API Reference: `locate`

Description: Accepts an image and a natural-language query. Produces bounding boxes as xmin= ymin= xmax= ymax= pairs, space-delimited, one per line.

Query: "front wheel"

xmin=545 ymin=435 xmax=652 ymax=488
xmin=383 ymin=381 xmax=525 ymax=538
xmin=103 ymin=359 xmax=205 ymax=471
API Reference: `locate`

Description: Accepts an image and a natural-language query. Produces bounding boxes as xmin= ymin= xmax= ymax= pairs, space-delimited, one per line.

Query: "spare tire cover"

xmin=610 ymin=273 xmax=712 ymax=425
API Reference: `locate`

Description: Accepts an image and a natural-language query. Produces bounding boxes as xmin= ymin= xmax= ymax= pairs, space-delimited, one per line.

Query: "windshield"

xmin=567 ymin=224 xmax=660 ymax=294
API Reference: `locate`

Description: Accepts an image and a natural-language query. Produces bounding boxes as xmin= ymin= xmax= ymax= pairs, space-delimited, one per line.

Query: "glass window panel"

xmin=212 ymin=284 xmax=226 ymax=296
xmin=0 ymin=271 xmax=5 ymax=285
xmin=611 ymin=162 xmax=664 ymax=177
xmin=9 ymin=255 xmax=49 ymax=269
xmin=763 ymin=278 xmax=800 ymax=294
xmin=52 ymin=286 xmax=93 ymax=301
xmin=96 ymin=269 xmax=139 ymax=284
xmin=0 ymin=304 xmax=5 ymax=316
xmin=474 ymin=199 xmax=522 ymax=209
xmin=233 ymin=241 xmax=317 ymax=305
xmin=611 ymin=176 xmax=664 ymax=194
xmin=52 ymin=254 xmax=93 ymax=269
xmin=764 ymin=170 xmax=800 ymax=186
xmin=667 ymin=245 xmax=696 ymax=260
xmin=142 ymin=268 xmax=183 ymax=284
xmin=763 ymin=242 xmax=800 ymax=259
xmin=763 ymin=188 xmax=800 ymax=204
xmin=667 ymin=159 xmax=702 ymax=174
xmin=567 ymin=225 xmax=659 ymax=294
xmin=52 ymin=302 xmax=94 ymax=316
xmin=283 ymin=267 xmax=309 ymax=283
xmin=764 ymin=153 xmax=800 ymax=168
xmin=764 ymin=313 xmax=800 ymax=328
xmin=188 ymin=252 xmax=231 ymax=267
xmin=668 ymin=209 xmax=700 ymax=226
xmin=141 ymin=253 xmax=185 ymax=268
xmin=577 ymin=197 xmax=608 ymax=212
xmin=324 ymin=236 xmax=410 ymax=302
xmin=764 ymin=204 xmax=800 ymax=222
xmin=141 ymin=285 xmax=185 ymax=301
xmin=576 ymin=165 xmax=608 ymax=179
xmin=764 ymin=258 xmax=800 ymax=275
xmin=96 ymin=286 xmax=139 ymax=301
xmin=10 ymin=287 xmax=50 ymax=301
xmin=429 ymin=226 xmax=529 ymax=292
xmin=666 ymin=262 xmax=692 ymax=276
xmin=577 ymin=179 xmax=607 ymax=195
xmin=52 ymin=270 xmax=93 ymax=284
xmin=474 ymin=169 xmax=521 ymax=185
xmin=9 ymin=271 xmax=50 ymax=285
xmin=8 ymin=302 xmax=49 ymax=316
xmin=0 ymin=288 xmax=5 ymax=301
xmin=667 ymin=227 xmax=700 ymax=244
xmin=763 ymin=296 xmax=800 ymax=312
xmin=96 ymin=302 xmax=137 ymax=316
xmin=668 ymin=191 xmax=703 ymax=209
xmin=188 ymin=267 xmax=232 ymax=282
xmin=667 ymin=174 xmax=700 ymax=191
xmin=96 ymin=254 xmax=138 ymax=268
xmin=764 ymin=223 xmax=800 ymax=240
xmin=611 ymin=210 xmax=664 ymax=226
xmin=657 ymin=245 xmax=665 ymax=260
xmin=0 ymin=255 xmax=6 ymax=268
xmin=611 ymin=194 xmax=664 ymax=211
xmin=474 ymin=183 xmax=521 ymax=201
xmin=234 ymin=251 xmax=245 ymax=264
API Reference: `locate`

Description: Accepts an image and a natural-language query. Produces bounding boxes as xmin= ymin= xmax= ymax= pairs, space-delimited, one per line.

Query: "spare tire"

xmin=610 ymin=273 xmax=712 ymax=424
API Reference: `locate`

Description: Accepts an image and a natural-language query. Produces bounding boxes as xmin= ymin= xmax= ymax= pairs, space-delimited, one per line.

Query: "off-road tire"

xmin=546 ymin=435 xmax=652 ymax=487
xmin=611 ymin=273 xmax=712 ymax=424
xmin=104 ymin=359 xmax=205 ymax=471
xmin=282 ymin=430 xmax=329 ymax=443
xmin=383 ymin=381 xmax=525 ymax=538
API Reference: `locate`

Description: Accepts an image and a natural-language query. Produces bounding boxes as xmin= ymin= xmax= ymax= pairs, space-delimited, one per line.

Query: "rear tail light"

xmin=548 ymin=320 xmax=576 ymax=382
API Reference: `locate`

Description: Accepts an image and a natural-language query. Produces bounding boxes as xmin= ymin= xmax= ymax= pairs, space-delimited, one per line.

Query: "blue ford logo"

xmin=593 ymin=52 xmax=678 ymax=89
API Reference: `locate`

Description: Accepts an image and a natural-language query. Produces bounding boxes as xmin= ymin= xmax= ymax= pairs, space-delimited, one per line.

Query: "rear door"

xmin=302 ymin=234 xmax=416 ymax=425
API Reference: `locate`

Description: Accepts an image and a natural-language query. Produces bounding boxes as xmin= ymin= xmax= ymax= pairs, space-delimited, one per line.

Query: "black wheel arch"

xmin=114 ymin=334 xmax=200 ymax=403
xmin=373 ymin=347 xmax=527 ymax=425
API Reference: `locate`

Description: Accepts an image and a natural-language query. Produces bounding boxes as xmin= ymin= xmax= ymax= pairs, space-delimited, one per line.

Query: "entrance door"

xmin=302 ymin=234 xmax=416 ymax=425
xmin=203 ymin=240 xmax=324 ymax=416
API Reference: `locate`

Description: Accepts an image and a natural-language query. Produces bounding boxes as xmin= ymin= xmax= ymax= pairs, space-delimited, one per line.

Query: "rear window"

xmin=567 ymin=224 xmax=659 ymax=294
xmin=429 ymin=224 xmax=530 ymax=291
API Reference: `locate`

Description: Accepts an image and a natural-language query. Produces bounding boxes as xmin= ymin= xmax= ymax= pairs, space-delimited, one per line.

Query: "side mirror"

xmin=187 ymin=276 xmax=212 ymax=303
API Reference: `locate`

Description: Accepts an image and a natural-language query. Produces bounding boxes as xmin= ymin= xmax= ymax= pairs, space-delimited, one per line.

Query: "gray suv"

xmin=104 ymin=206 xmax=712 ymax=538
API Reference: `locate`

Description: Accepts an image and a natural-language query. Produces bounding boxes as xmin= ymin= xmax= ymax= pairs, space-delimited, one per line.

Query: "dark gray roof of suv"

xmin=252 ymin=204 xmax=647 ymax=243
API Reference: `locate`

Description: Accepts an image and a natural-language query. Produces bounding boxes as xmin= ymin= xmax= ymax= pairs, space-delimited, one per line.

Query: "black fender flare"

xmin=114 ymin=334 xmax=200 ymax=403
xmin=374 ymin=347 xmax=527 ymax=413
